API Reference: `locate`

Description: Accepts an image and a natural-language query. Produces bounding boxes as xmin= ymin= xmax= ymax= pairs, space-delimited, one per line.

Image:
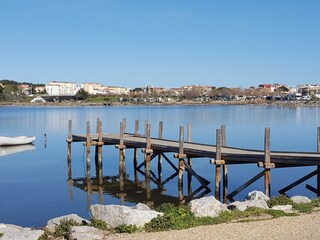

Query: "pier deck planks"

xmin=72 ymin=133 xmax=320 ymax=166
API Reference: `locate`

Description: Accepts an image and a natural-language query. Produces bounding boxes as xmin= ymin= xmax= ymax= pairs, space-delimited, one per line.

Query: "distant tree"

xmin=277 ymin=86 xmax=289 ymax=93
xmin=0 ymin=85 xmax=4 ymax=100
xmin=75 ymin=89 xmax=90 ymax=101
xmin=211 ymin=87 xmax=232 ymax=99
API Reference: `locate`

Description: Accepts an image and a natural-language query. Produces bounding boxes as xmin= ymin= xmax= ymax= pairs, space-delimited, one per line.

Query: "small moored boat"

xmin=0 ymin=136 xmax=36 ymax=146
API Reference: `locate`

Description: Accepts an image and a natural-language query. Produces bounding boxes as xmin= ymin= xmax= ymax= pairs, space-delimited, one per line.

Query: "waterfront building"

xmin=45 ymin=81 xmax=78 ymax=95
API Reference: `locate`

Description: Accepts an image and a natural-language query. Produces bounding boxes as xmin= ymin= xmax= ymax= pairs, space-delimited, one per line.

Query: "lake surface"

xmin=0 ymin=105 xmax=320 ymax=227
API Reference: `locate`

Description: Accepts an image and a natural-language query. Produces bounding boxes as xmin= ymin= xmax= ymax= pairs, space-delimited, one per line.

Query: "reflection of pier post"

xmin=87 ymin=177 xmax=92 ymax=211
xmin=187 ymin=123 xmax=192 ymax=196
xmin=67 ymin=120 xmax=73 ymax=182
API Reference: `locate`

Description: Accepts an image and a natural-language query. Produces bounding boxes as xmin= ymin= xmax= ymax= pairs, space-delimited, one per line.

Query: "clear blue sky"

xmin=1 ymin=0 xmax=319 ymax=88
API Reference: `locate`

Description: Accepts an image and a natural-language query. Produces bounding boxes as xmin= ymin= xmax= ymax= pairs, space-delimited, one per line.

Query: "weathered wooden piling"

xmin=187 ymin=123 xmax=192 ymax=195
xmin=67 ymin=120 xmax=73 ymax=182
xmin=95 ymin=119 xmax=103 ymax=186
xmin=221 ymin=125 xmax=228 ymax=203
xmin=215 ymin=128 xmax=222 ymax=201
xmin=85 ymin=121 xmax=91 ymax=182
xmin=117 ymin=121 xmax=126 ymax=192
xmin=85 ymin=121 xmax=92 ymax=195
xmin=134 ymin=120 xmax=139 ymax=183
xmin=264 ymin=127 xmax=271 ymax=197
xmin=158 ymin=121 xmax=163 ymax=182
xmin=143 ymin=123 xmax=152 ymax=200
xmin=177 ymin=126 xmax=186 ymax=202
xmin=317 ymin=127 xmax=320 ymax=196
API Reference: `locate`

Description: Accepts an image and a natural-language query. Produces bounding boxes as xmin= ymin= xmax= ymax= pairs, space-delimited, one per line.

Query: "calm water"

xmin=0 ymin=105 xmax=320 ymax=227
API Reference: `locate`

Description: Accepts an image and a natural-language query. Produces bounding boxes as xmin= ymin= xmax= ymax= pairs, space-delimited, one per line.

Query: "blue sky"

xmin=1 ymin=0 xmax=319 ymax=88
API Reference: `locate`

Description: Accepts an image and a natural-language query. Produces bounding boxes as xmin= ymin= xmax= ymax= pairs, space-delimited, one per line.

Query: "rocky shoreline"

xmin=1 ymin=191 xmax=319 ymax=240
xmin=1 ymin=99 xmax=320 ymax=108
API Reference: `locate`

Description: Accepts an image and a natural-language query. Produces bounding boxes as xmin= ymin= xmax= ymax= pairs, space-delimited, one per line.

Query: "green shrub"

xmin=114 ymin=224 xmax=138 ymax=233
xmin=292 ymin=203 xmax=313 ymax=213
xmin=90 ymin=218 xmax=108 ymax=231
xmin=267 ymin=195 xmax=293 ymax=208
xmin=145 ymin=203 xmax=197 ymax=232
xmin=0 ymin=232 xmax=3 ymax=238
xmin=53 ymin=219 xmax=80 ymax=240
xmin=311 ymin=197 xmax=320 ymax=207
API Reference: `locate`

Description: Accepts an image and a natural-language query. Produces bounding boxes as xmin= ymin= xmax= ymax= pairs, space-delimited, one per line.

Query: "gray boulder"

xmin=46 ymin=214 xmax=89 ymax=231
xmin=70 ymin=226 xmax=106 ymax=240
xmin=90 ymin=203 xmax=162 ymax=228
xmin=290 ymin=196 xmax=311 ymax=204
xmin=246 ymin=190 xmax=270 ymax=201
xmin=271 ymin=205 xmax=293 ymax=213
xmin=188 ymin=196 xmax=228 ymax=217
xmin=229 ymin=199 xmax=269 ymax=211
xmin=0 ymin=224 xmax=43 ymax=240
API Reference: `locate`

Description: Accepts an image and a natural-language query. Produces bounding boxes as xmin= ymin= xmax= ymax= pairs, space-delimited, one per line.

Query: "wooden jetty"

xmin=67 ymin=119 xmax=320 ymax=204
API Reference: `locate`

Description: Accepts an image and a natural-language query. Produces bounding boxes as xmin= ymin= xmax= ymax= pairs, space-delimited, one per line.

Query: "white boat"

xmin=0 ymin=144 xmax=36 ymax=157
xmin=0 ymin=136 xmax=36 ymax=146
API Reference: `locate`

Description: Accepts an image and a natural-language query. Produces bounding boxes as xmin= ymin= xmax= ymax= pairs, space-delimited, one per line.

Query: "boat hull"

xmin=0 ymin=136 xmax=36 ymax=146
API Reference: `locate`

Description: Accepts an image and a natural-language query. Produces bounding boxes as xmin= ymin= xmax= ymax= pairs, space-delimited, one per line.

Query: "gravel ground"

xmin=107 ymin=211 xmax=320 ymax=240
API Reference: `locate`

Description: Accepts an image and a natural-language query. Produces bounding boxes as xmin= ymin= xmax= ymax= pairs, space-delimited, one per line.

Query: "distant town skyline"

xmin=1 ymin=1 xmax=319 ymax=88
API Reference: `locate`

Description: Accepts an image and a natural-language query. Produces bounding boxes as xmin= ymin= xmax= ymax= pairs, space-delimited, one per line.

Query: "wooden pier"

xmin=67 ymin=119 xmax=320 ymax=205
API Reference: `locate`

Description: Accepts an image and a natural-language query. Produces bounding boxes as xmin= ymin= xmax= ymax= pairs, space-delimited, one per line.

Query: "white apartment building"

xmin=45 ymin=81 xmax=78 ymax=95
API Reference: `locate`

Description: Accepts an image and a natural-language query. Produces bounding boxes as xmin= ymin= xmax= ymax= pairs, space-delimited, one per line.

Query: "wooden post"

xmin=118 ymin=121 xmax=126 ymax=192
xmin=264 ymin=127 xmax=271 ymax=198
xmin=97 ymin=119 xmax=103 ymax=186
xmin=158 ymin=121 xmax=163 ymax=182
xmin=187 ymin=123 xmax=192 ymax=195
xmin=215 ymin=128 xmax=222 ymax=201
xmin=67 ymin=120 xmax=73 ymax=182
xmin=178 ymin=126 xmax=185 ymax=203
xmin=85 ymin=121 xmax=92 ymax=192
xmin=221 ymin=125 xmax=228 ymax=203
xmin=317 ymin=127 xmax=320 ymax=196
xmin=144 ymin=123 xmax=152 ymax=200
xmin=134 ymin=120 xmax=139 ymax=183
xmin=145 ymin=123 xmax=152 ymax=174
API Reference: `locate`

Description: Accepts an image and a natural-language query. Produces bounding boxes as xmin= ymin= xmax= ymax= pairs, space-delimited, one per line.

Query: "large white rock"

xmin=188 ymin=196 xmax=228 ymax=217
xmin=90 ymin=203 xmax=162 ymax=228
xmin=70 ymin=226 xmax=106 ymax=240
xmin=46 ymin=214 xmax=89 ymax=231
xmin=271 ymin=205 xmax=293 ymax=213
xmin=245 ymin=190 xmax=270 ymax=201
xmin=0 ymin=224 xmax=43 ymax=240
xmin=290 ymin=196 xmax=311 ymax=204
xmin=229 ymin=199 xmax=269 ymax=211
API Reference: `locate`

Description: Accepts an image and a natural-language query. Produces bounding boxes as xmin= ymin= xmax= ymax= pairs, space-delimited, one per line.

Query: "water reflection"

xmin=72 ymin=173 xmax=211 ymax=208
xmin=0 ymin=144 xmax=35 ymax=157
